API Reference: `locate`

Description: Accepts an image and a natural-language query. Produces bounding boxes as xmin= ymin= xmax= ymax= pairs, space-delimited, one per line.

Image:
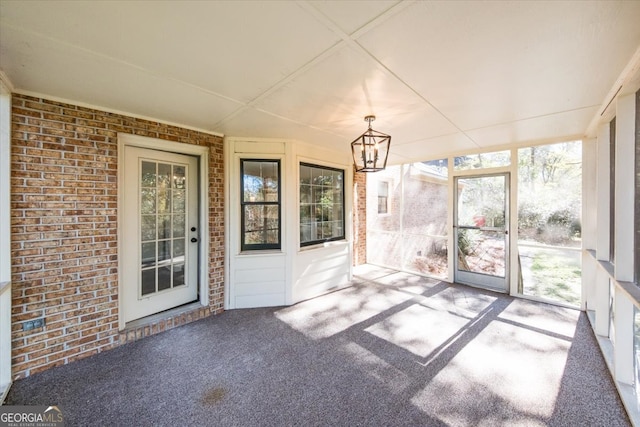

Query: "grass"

xmin=527 ymin=250 xmax=581 ymax=306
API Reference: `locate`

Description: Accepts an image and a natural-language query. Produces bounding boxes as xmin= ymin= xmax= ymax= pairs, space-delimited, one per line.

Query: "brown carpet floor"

xmin=5 ymin=267 xmax=630 ymax=426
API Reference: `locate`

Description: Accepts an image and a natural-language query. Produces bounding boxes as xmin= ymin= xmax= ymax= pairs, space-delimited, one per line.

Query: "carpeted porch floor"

xmin=5 ymin=266 xmax=630 ymax=426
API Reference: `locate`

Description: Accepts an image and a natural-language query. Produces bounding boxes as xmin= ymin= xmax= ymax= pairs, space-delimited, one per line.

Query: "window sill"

xmin=587 ymin=249 xmax=640 ymax=308
xmin=239 ymin=249 xmax=284 ymax=256
xmin=299 ymin=240 xmax=348 ymax=252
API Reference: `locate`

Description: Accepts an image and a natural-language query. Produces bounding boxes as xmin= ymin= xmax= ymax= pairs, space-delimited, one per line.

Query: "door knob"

xmin=191 ymin=237 xmax=198 ymax=243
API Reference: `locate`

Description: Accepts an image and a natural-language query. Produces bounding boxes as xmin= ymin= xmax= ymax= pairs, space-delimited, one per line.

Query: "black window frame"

xmin=299 ymin=162 xmax=345 ymax=247
xmin=240 ymin=159 xmax=281 ymax=251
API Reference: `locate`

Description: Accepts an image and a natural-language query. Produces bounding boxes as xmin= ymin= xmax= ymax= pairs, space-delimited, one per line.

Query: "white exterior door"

xmin=454 ymin=173 xmax=510 ymax=293
xmin=123 ymin=146 xmax=199 ymax=322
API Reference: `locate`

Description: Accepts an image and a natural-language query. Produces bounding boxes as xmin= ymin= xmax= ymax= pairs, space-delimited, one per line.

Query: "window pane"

xmin=243 ymin=205 xmax=280 ymax=244
xmin=241 ymin=159 xmax=281 ymax=250
xmin=367 ymin=161 xmax=449 ymax=279
xmin=517 ymin=141 xmax=582 ymax=306
xmin=299 ymin=163 xmax=345 ymax=246
xmin=454 ymin=150 xmax=510 ymax=170
xmin=243 ymin=160 xmax=279 ymax=203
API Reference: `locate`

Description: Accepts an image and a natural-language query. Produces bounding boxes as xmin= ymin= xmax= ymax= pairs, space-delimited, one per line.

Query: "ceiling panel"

xmin=0 ymin=0 xmax=639 ymax=160
xmin=252 ymin=44 xmax=459 ymax=144
xmin=389 ymin=133 xmax=479 ymax=164
xmin=0 ymin=26 xmax=242 ymax=130
xmin=308 ymin=0 xmax=401 ymax=35
xmin=357 ymin=1 xmax=640 ymax=131
xmin=216 ymin=107 xmax=351 ymax=155
xmin=0 ymin=0 xmax=341 ymax=103
xmin=466 ymin=106 xmax=598 ymax=148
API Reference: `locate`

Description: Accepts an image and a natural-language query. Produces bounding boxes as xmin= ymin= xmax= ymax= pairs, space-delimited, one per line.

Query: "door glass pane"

xmin=158 ymin=215 xmax=171 ymax=239
xmin=158 ymin=189 xmax=171 ymax=214
xmin=174 ymin=238 xmax=185 ymax=258
xmin=157 ymin=163 xmax=171 ymax=188
xmin=137 ymin=158 xmax=194 ymax=300
xmin=457 ymin=176 xmax=506 ymax=228
xmin=173 ymin=190 xmax=185 ymax=213
xmin=141 ymin=161 xmax=156 ymax=187
xmin=457 ymin=229 xmax=506 ymax=277
xmin=141 ymin=242 xmax=156 ymax=268
xmin=141 ymin=215 xmax=156 ymax=241
xmin=173 ymin=264 xmax=185 ymax=287
xmin=173 ymin=215 xmax=185 ymax=238
xmin=173 ymin=165 xmax=186 ymax=189
xmin=141 ymin=269 xmax=155 ymax=296
xmin=158 ymin=265 xmax=172 ymax=291
xmin=141 ymin=188 xmax=156 ymax=214
xmin=158 ymin=240 xmax=171 ymax=262
xmin=455 ymin=174 xmax=508 ymax=288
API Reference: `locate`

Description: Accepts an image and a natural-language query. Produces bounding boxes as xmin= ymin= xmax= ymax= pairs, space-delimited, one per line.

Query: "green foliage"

xmin=517 ymin=142 xmax=582 ymax=246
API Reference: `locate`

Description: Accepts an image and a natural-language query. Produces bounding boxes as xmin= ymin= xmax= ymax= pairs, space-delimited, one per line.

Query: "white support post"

xmin=0 ymin=75 xmax=12 ymax=401
xmin=614 ymin=288 xmax=634 ymax=385
xmin=595 ymin=124 xmax=611 ymax=262
xmin=582 ymin=139 xmax=597 ymax=311
xmin=595 ymin=268 xmax=611 ymax=337
xmin=614 ymin=93 xmax=636 ymax=282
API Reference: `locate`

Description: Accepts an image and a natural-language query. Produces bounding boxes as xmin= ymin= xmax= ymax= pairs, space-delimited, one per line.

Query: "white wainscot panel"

xmin=294 ymin=243 xmax=351 ymax=303
xmin=233 ymin=255 xmax=286 ymax=308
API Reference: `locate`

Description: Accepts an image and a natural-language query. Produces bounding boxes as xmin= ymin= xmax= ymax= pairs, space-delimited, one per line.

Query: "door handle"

xmin=191 ymin=237 xmax=198 ymax=243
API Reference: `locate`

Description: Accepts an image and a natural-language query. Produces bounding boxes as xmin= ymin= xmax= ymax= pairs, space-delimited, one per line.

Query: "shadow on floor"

xmin=5 ymin=266 xmax=630 ymax=426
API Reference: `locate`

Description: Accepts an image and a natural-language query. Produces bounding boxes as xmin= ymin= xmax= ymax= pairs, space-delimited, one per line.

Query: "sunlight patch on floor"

xmin=411 ymin=316 xmax=570 ymax=426
xmin=275 ymin=284 xmax=412 ymax=339
xmin=365 ymin=304 xmax=470 ymax=358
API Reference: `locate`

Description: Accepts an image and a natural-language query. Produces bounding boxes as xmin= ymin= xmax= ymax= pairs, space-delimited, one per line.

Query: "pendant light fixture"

xmin=350 ymin=115 xmax=391 ymax=172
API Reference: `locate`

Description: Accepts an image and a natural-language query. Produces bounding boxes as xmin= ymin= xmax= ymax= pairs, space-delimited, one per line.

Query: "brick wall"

xmin=10 ymin=94 xmax=224 ymax=378
xmin=352 ymin=167 xmax=366 ymax=266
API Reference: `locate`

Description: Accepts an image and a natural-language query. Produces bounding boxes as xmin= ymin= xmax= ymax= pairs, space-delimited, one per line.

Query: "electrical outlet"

xmin=23 ymin=318 xmax=45 ymax=331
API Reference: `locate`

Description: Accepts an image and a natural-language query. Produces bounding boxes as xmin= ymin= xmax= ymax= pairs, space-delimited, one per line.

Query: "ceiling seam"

xmin=461 ymin=104 xmax=601 ymax=133
xmin=0 ymin=22 xmax=246 ymax=107
xmin=211 ymin=41 xmax=346 ymax=130
xmin=298 ymin=0 xmax=481 ymax=149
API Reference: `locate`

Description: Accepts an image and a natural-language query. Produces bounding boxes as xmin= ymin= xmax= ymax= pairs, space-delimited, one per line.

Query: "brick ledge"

xmin=119 ymin=303 xmax=222 ymax=345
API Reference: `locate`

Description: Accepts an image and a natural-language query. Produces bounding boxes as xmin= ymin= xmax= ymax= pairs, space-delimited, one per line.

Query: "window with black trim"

xmin=241 ymin=159 xmax=281 ymax=251
xmin=300 ymin=163 xmax=345 ymax=247
xmin=378 ymin=180 xmax=389 ymax=214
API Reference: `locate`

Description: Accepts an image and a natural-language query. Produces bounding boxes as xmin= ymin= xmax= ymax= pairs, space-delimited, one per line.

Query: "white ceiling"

xmin=1 ymin=0 xmax=639 ymax=164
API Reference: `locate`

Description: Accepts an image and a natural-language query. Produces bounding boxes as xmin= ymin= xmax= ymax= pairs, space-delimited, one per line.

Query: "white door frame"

xmin=117 ymin=134 xmax=209 ymax=330
xmin=453 ymin=172 xmax=510 ymax=293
